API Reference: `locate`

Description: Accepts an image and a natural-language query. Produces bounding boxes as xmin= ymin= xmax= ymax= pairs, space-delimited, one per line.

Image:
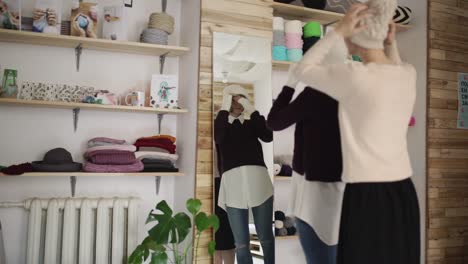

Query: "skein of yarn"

xmin=148 ymin=12 xmax=175 ymax=34
xmin=140 ymin=28 xmax=169 ymax=45
xmin=275 ymin=220 xmax=284 ymax=229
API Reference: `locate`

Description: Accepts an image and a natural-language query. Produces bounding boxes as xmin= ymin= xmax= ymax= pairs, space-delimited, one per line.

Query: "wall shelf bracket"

xmin=70 ymin=176 xmax=77 ymax=197
xmin=159 ymin=53 xmax=168 ymax=74
xmin=155 ymin=176 xmax=162 ymax=195
xmin=72 ymin=107 xmax=80 ymax=132
xmin=75 ymin=43 xmax=83 ymax=72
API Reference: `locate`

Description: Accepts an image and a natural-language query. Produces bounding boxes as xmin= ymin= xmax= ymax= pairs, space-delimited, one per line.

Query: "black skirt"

xmin=215 ymin=177 xmax=236 ymax=250
xmin=337 ymin=178 xmax=420 ymax=264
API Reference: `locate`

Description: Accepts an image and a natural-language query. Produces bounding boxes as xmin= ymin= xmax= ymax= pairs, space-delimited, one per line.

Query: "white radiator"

xmin=0 ymin=197 xmax=139 ymax=264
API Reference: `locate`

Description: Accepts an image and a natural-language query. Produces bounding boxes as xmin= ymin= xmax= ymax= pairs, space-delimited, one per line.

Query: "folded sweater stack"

xmin=134 ymin=135 xmax=179 ymax=172
xmin=83 ymin=137 xmax=143 ymax=172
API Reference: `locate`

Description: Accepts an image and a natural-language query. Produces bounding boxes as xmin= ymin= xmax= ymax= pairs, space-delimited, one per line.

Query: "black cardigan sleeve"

xmin=267 ymin=86 xmax=310 ymax=131
xmin=214 ymin=110 xmax=230 ymax=144
xmin=250 ymin=111 xmax=273 ymax=143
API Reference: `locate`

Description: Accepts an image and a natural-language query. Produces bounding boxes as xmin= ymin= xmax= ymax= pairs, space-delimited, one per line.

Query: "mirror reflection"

xmin=213 ymin=32 xmax=274 ymax=264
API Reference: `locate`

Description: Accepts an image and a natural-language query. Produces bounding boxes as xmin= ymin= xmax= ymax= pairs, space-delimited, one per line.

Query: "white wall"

xmin=0 ymin=1 xmax=192 ymax=263
xmin=272 ymin=1 xmax=428 ymax=262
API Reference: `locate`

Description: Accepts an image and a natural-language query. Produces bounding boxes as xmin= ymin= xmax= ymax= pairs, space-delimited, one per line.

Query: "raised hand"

xmin=335 ymin=4 xmax=373 ymax=38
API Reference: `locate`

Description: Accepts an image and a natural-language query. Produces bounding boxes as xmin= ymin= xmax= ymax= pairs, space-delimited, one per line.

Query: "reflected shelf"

xmin=275 ymin=235 xmax=299 ymax=240
xmin=275 ymin=176 xmax=292 ymax=181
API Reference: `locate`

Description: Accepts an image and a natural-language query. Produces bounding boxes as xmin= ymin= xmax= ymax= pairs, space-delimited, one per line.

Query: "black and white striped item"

xmin=393 ymin=6 xmax=412 ymax=25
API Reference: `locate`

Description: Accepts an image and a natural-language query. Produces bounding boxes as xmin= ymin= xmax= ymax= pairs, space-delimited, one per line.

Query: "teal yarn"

xmin=273 ymin=45 xmax=288 ymax=61
xmin=287 ymin=49 xmax=303 ymax=62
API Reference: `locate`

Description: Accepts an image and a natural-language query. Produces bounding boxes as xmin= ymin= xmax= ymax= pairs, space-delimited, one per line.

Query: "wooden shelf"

xmin=275 ymin=176 xmax=292 ymax=181
xmin=275 ymin=235 xmax=299 ymax=240
xmin=273 ymin=60 xmax=294 ymax=70
xmin=0 ymin=98 xmax=188 ymax=114
xmin=272 ymin=2 xmax=412 ymax=32
xmin=0 ymin=29 xmax=189 ymax=56
xmin=0 ymin=172 xmax=184 ymax=177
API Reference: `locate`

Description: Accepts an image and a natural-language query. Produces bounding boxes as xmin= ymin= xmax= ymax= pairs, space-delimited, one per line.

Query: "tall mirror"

xmin=212 ymin=32 xmax=274 ymax=264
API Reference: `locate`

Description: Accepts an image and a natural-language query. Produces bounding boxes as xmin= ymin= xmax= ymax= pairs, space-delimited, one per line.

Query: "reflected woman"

xmin=215 ymin=85 xmax=274 ymax=264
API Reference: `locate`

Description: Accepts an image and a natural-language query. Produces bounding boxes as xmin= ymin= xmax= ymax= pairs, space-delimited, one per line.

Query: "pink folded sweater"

xmin=85 ymin=150 xmax=136 ymax=165
xmin=83 ymin=160 xmax=144 ymax=173
xmin=86 ymin=145 xmax=137 ymax=153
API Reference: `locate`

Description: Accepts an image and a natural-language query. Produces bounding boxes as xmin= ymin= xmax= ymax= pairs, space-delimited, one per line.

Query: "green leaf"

xmin=128 ymin=245 xmax=144 ymax=264
xmin=146 ymin=210 xmax=157 ymax=224
xmin=208 ymin=240 xmax=216 ymax=256
xmin=207 ymin=215 xmax=220 ymax=232
xmin=174 ymin=212 xmax=191 ymax=243
xmin=143 ymin=248 xmax=150 ymax=261
xmin=156 ymin=200 xmax=173 ymax=216
xmin=195 ymin=212 xmax=210 ymax=232
xmin=142 ymin=237 xmax=165 ymax=252
xmin=186 ymin=199 xmax=202 ymax=215
xmin=151 ymin=251 xmax=168 ymax=264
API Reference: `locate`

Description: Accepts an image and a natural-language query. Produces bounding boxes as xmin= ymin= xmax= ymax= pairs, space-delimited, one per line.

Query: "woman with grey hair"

xmin=293 ymin=1 xmax=420 ymax=263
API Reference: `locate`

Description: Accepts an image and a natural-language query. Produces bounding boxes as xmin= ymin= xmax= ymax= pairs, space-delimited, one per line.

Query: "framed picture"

xmin=150 ymin=75 xmax=178 ymax=109
xmin=71 ymin=2 xmax=98 ymax=38
xmin=33 ymin=0 xmax=62 ymax=34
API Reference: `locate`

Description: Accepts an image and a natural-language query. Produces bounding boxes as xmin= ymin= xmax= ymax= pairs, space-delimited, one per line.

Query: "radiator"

xmin=0 ymin=197 xmax=139 ymax=264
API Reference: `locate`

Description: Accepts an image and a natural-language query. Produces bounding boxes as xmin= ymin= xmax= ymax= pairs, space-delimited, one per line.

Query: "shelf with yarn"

xmin=0 ymin=29 xmax=189 ymax=57
xmin=275 ymin=176 xmax=292 ymax=181
xmin=0 ymin=172 xmax=184 ymax=177
xmin=273 ymin=60 xmax=295 ymax=70
xmin=0 ymin=98 xmax=188 ymax=115
xmin=272 ymin=2 xmax=412 ymax=32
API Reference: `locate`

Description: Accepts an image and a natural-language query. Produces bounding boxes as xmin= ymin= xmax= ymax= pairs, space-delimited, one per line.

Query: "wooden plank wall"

xmin=195 ymin=1 xmax=273 ymax=263
xmin=427 ymin=0 xmax=468 ymax=263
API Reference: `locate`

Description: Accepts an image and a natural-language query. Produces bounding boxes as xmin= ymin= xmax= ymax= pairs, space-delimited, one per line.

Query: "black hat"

xmin=32 ymin=148 xmax=82 ymax=172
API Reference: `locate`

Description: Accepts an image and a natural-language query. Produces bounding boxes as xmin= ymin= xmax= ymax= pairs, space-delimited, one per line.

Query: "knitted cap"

xmin=350 ymin=0 xmax=397 ymax=49
xmin=223 ymin=85 xmax=249 ymax=98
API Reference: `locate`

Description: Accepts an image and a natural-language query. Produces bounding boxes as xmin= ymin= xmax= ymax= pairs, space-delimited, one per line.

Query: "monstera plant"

xmin=128 ymin=198 xmax=219 ymax=264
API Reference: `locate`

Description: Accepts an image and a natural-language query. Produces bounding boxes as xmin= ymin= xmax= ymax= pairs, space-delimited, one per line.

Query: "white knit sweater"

xmin=295 ymin=31 xmax=417 ymax=183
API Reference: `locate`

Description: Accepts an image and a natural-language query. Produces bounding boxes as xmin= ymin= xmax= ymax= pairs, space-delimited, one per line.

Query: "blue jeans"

xmin=296 ymin=217 xmax=337 ymax=264
xmin=226 ymin=196 xmax=274 ymax=264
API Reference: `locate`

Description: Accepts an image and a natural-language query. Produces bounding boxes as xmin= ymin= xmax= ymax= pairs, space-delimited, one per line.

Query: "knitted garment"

xmin=295 ymin=31 xmax=415 ymax=183
xmin=141 ymin=159 xmax=174 ymax=166
xmin=134 ymin=139 xmax=176 ymax=154
xmin=83 ymin=160 xmax=144 ymax=173
xmin=214 ymin=111 xmax=273 ymax=175
xmin=89 ymin=152 xmax=137 ymax=165
xmin=268 ymin=86 xmax=342 ymax=182
xmin=1 ymin=163 xmax=34 ymax=175
xmin=87 ymin=145 xmax=137 ymax=153
xmin=351 ymin=0 xmax=398 ymax=49
xmin=88 ymin=137 xmax=126 ymax=147
xmin=142 ymin=167 xmax=179 ymax=172
xmin=138 ymin=147 xmax=170 ymax=153
xmin=135 ymin=151 xmax=179 ymax=162
xmin=139 ymin=135 xmax=176 ymax=143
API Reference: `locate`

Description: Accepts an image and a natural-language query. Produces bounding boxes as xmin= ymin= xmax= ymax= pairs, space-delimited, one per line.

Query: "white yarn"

xmin=285 ymin=20 xmax=303 ymax=34
xmin=273 ymin=17 xmax=285 ymax=31
xmin=223 ymin=84 xmax=249 ymax=98
xmin=351 ymin=0 xmax=397 ymax=49
xmin=274 ymin=220 xmax=284 ymax=229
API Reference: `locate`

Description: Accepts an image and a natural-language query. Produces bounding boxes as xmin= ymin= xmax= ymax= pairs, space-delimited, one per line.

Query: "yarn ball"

xmin=393 ymin=6 xmax=412 ymax=25
xmin=286 ymin=226 xmax=297 ymax=236
xmin=284 ymin=217 xmax=295 ymax=228
xmin=77 ymin=16 xmax=89 ymax=28
xmin=287 ymin=49 xmax=303 ymax=62
xmin=275 ymin=211 xmax=286 ymax=221
xmin=274 ymin=164 xmax=281 ymax=176
xmin=274 ymin=220 xmax=284 ymax=229
xmin=302 ymin=0 xmax=326 ymax=9
xmin=273 ymin=45 xmax=288 ymax=61
xmin=409 ymin=116 xmax=416 ymax=126
xmin=276 ymin=228 xmax=288 ymax=236
xmin=278 ymin=164 xmax=293 ymax=176
xmin=303 ymin=21 xmax=322 ymax=38
xmin=148 ymin=12 xmax=175 ymax=34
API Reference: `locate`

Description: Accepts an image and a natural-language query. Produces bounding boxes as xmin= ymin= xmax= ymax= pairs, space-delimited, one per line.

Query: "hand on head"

xmin=335 ymin=4 xmax=373 ymax=38
xmin=385 ymin=22 xmax=397 ymax=46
